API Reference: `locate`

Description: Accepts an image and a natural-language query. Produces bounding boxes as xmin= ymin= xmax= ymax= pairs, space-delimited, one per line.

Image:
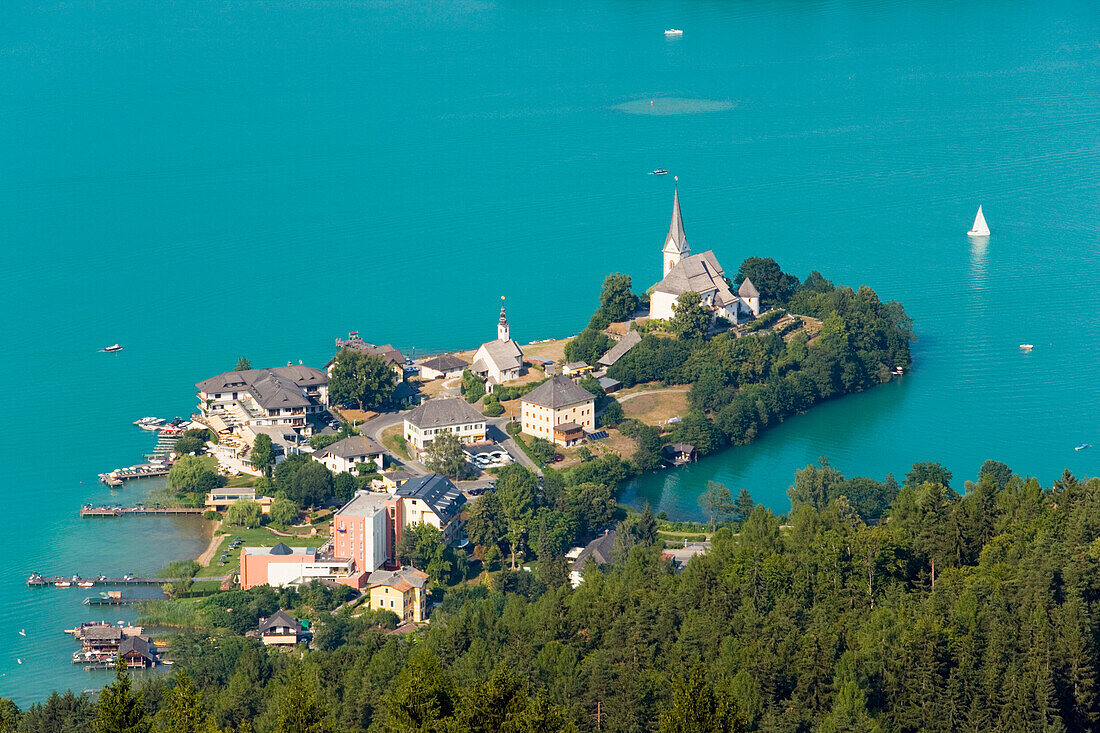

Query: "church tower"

xmin=497 ymin=296 xmax=510 ymax=342
xmin=662 ymin=188 xmax=690 ymax=276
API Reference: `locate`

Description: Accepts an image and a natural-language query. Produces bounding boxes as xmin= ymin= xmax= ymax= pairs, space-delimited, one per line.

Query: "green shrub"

xmin=483 ymin=401 xmax=504 ymax=417
xmin=202 ymin=509 xmax=220 ymax=521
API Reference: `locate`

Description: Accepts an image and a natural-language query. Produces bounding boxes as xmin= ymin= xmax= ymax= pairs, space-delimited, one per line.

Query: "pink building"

xmin=332 ymin=492 xmax=404 ymax=575
xmin=239 ymin=543 xmax=355 ymax=590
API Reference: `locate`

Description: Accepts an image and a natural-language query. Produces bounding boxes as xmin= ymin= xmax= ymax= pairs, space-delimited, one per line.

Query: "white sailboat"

xmin=967 ymin=205 xmax=990 ymax=237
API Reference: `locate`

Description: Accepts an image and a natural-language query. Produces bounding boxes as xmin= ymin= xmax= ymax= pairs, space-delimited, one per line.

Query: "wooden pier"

xmin=81 ymin=506 xmax=204 ymax=518
xmin=98 ymin=464 xmax=170 ymax=487
xmin=28 ymin=575 xmax=185 ymax=587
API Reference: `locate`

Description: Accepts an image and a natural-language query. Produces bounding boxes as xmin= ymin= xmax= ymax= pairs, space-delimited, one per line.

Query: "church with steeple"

xmin=471 ymin=297 xmax=524 ymax=388
xmin=649 ymin=189 xmax=760 ymax=325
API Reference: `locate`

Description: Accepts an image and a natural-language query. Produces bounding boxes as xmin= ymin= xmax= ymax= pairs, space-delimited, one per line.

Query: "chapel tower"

xmin=663 ymin=188 xmax=690 ymax=276
xmin=497 ymin=297 xmax=510 ymax=342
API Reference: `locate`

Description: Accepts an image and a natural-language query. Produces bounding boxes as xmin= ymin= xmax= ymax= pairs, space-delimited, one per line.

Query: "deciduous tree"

xmin=671 ymin=291 xmax=711 ymax=341
xmin=249 ymin=433 xmax=274 ymax=478
xmin=425 ymin=431 xmax=467 ymax=479
xmin=328 ymin=349 xmax=396 ymax=410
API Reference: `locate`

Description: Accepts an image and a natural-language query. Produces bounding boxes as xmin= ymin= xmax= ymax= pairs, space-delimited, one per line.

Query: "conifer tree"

xmin=93 ymin=657 xmax=150 ymax=733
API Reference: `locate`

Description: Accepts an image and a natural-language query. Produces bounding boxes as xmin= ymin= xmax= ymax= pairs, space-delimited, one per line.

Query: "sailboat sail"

xmin=968 ymin=205 xmax=990 ymax=236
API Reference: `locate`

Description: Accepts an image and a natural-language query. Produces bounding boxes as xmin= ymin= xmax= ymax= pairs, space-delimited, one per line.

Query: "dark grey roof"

xmin=118 ymin=636 xmax=154 ymax=660
xmin=597 ymin=377 xmax=621 ymax=390
xmin=395 ymin=474 xmax=467 ymax=523
xmin=368 ymin=566 xmax=429 ymax=591
xmin=597 ymin=331 xmax=642 ymax=367
xmin=663 ymin=189 xmax=688 ymax=255
xmin=84 ymin=626 xmax=123 ymax=642
xmin=248 ymin=373 xmax=311 ymax=410
xmin=313 ymin=435 xmax=384 ymax=461
xmin=572 ymin=531 xmax=617 ymax=571
xmin=270 ymin=542 xmax=293 ymax=555
xmin=419 ymin=354 xmax=469 ymax=372
xmin=522 ymin=375 xmax=595 ymax=409
xmin=259 ymin=610 xmax=302 ymax=635
xmin=404 ymin=398 xmax=484 ymax=429
xmin=663 ymin=443 xmax=695 ymax=454
xmin=196 ymin=366 xmax=327 ymax=394
xmin=738 ymin=277 xmax=759 ymax=298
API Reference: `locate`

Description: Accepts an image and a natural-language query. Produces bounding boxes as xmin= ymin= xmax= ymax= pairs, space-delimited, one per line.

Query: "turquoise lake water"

xmin=3 ymin=0 xmax=1099 ymax=705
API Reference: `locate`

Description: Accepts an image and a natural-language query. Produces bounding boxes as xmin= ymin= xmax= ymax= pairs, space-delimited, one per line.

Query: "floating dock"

xmin=98 ymin=464 xmax=170 ymax=487
xmin=81 ymin=506 xmax=204 ymax=518
xmin=28 ymin=575 xmax=185 ymax=587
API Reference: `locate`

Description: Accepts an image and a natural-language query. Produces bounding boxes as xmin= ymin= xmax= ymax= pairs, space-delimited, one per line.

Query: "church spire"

xmin=497 ymin=296 xmax=510 ymax=342
xmin=662 ymin=187 xmax=690 ymax=276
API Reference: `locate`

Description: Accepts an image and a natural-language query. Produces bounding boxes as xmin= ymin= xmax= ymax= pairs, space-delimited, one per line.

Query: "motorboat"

xmin=77 ymin=581 xmax=95 ymax=588
xmin=134 ymin=417 xmax=165 ymax=430
xmin=54 ymin=581 xmax=71 ymax=588
xmin=651 ymin=169 xmax=668 ymax=175
xmin=1019 ymin=344 xmax=1034 ymax=351
xmin=1076 ymin=444 xmax=1091 ymax=451
xmin=967 ymin=205 xmax=990 ymax=237
xmin=104 ymin=344 xmax=123 ymax=352
xmin=664 ymin=28 xmax=683 ymax=36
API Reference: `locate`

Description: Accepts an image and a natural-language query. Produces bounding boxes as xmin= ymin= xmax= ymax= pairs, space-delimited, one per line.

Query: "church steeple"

xmin=662 ymin=187 xmax=690 ymax=276
xmin=497 ymin=296 xmax=510 ymax=342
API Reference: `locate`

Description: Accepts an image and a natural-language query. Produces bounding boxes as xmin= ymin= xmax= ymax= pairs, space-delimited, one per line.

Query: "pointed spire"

xmin=663 ymin=188 xmax=689 ymax=256
xmin=497 ymin=296 xmax=510 ymax=342
xmin=499 ymin=295 xmax=508 ymax=325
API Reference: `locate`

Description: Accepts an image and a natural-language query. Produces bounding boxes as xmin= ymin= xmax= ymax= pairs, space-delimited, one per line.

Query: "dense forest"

xmin=8 ymin=460 xmax=1100 ymax=732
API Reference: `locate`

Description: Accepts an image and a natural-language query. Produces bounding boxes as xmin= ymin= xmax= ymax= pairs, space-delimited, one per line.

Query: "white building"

xmin=648 ymin=189 xmax=761 ymax=325
xmin=395 ymin=474 xmax=468 ymax=545
xmin=471 ymin=301 xmax=524 ymax=386
xmin=195 ymin=366 xmax=328 ymax=431
xmin=520 ymin=375 xmax=596 ymax=446
xmin=312 ymin=435 xmax=386 ymax=475
xmin=403 ymin=398 xmax=487 ymax=460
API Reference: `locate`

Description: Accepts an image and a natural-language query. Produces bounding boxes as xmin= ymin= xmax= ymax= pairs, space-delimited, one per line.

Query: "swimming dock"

xmin=27 ymin=575 xmax=185 ymax=587
xmin=98 ymin=463 xmax=170 ymax=487
xmin=81 ymin=505 xmax=204 ymax=518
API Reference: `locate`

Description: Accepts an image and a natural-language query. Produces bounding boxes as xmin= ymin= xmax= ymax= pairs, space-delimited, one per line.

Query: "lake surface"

xmin=3 ymin=0 xmax=1098 ymax=705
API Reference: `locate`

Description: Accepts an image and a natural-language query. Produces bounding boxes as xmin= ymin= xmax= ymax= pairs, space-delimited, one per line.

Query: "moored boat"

xmin=55 ymin=581 xmax=71 ymax=588
xmin=664 ymin=28 xmax=683 ymax=36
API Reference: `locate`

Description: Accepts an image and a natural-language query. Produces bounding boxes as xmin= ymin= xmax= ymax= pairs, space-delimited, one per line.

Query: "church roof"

xmin=653 ymin=251 xmax=728 ymax=297
xmin=738 ymin=277 xmax=760 ymax=298
xmin=522 ymin=375 xmax=595 ymax=409
xmin=663 ymin=189 xmax=689 ymax=256
xmin=475 ymin=339 xmax=523 ymax=373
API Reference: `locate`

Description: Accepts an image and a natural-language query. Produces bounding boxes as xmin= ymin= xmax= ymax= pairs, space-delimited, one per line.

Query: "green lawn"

xmin=195 ymin=524 xmax=330 ymax=578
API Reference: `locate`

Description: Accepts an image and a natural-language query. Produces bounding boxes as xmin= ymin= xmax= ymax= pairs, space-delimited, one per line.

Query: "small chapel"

xmin=471 ymin=298 xmax=524 ymax=387
xmin=648 ymin=189 xmax=760 ymax=325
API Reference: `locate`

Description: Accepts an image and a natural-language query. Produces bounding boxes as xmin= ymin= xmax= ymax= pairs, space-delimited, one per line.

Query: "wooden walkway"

xmin=98 ymin=464 xmax=170 ymax=487
xmin=81 ymin=506 xmax=204 ymax=518
xmin=27 ymin=576 xmax=185 ymax=587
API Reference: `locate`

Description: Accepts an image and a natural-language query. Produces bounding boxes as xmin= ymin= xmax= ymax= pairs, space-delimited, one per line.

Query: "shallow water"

xmin=3 ymin=0 xmax=1098 ymax=704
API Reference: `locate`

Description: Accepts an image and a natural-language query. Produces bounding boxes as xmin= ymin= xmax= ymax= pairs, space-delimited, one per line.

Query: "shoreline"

xmin=195 ymin=522 xmax=225 ymax=567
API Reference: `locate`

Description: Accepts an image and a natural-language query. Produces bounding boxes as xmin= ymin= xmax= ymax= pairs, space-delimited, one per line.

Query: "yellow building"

xmin=520 ymin=375 xmax=596 ymax=446
xmin=368 ymin=566 xmax=429 ymax=623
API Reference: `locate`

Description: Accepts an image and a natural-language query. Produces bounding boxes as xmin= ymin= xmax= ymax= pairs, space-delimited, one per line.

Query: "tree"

xmin=598 ymin=399 xmax=624 ymax=428
xmin=173 ymin=429 xmax=210 ymax=457
xmin=273 ymin=455 xmax=334 ymax=508
xmin=158 ymin=670 xmax=217 ymax=733
xmin=94 ymin=657 xmax=150 ymax=733
xmin=978 ymin=459 xmax=1013 ymax=491
xmin=658 ymin=665 xmax=741 ymax=733
xmin=225 ymin=499 xmax=262 ymax=528
xmin=396 ymin=523 xmax=446 ymax=571
xmin=234 ymin=357 xmax=251 ymax=371
xmin=425 ymin=431 xmax=468 ymax=479
xmin=466 ymin=492 xmax=507 ymax=550
xmin=528 ymin=437 xmax=557 ymax=465
xmin=597 ymin=273 xmax=639 ymax=323
xmin=734 ymin=488 xmax=755 ymax=521
xmin=699 ymin=481 xmax=735 ymax=532
xmin=249 ymin=433 xmax=274 ymax=478
xmin=462 ymin=369 xmax=486 ymax=403
xmin=787 ymin=458 xmax=846 ymax=511
xmin=168 ymin=456 xmax=225 ymax=496
xmin=671 ymin=291 xmax=711 ymax=341
xmin=905 ymin=461 xmax=952 ymax=490
xmin=328 ymin=348 xmax=396 ymax=410
xmin=735 ymin=256 xmax=797 ymax=307
xmin=564 ymin=328 xmax=613 ymax=365
xmin=267 ymin=497 xmax=298 ymax=526
xmin=633 ymin=502 xmax=659 ymax=546
xmin=273 ymin=669 xmax=334 ymax=733
xmin=382 ymin=650 xmax=457 ymax=732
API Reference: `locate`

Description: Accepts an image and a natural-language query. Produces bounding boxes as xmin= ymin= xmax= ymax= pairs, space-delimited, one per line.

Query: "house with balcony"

xmin=195 ymin=365 xmax=328 ymax=434
xmin=312 ymin=435 xmax=386 ymax=475
xmin=332 ymin=490 xmax=399 ymax=577
xmin=239 ymin=543 xmax=356 ymax=589
xmin=368 ymin=567 xmax=429 ymax=623
xmin=258 ymin=611 xmax=304 ymax=647
xmin=520 ymin=375 xmax=596 ymax=446
xmin=395 ymin=474 xmax=467 ymax=545
xmin=403 ymin=398 xmax=486 ymax=460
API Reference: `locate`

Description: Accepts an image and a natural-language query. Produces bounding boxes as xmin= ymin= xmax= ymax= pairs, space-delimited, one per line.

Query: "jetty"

xmin=81 ymin=505 xmax=204 ymax=518
xmin=98 ymin=463 xmax=170 ymax=487
xmin=28 ymin=574 xmax=185 ymax=587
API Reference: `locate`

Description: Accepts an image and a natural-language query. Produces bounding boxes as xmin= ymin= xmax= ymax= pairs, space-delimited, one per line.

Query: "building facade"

xmin=239 ymin=543 xmax=354 ymax=589
xmin=312 ymin=435 xmax=386 ymax=475
xmin=394 ymin=474 xmax=467 ymax=545
xmin=368 ymin=567 xmax=429 ymax=623
xmin=195 ymin=365 xmax=328 ymax=432
xmin=403 ymin=398 xmax=486 ymax=459
xmin=520 ymin=375 xmax=596 ymax=446
xmin=332 ymin=490 xmax=400 ymax=576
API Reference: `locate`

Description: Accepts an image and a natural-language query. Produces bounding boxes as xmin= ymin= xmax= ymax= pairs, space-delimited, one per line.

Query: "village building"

xmin=597 ymin=330 xmax=642 ymax=369
xmin=470 ymin=301 xmax=524 ymax=386
xmin=520 ymin=375 xmax=596 ymax=446
xmin=238 ymin=543 xmax=356 ymax=590
xmin=418 ymin=354 xmax=469 ymax=380
xmin=312 ymin=435 xmax=386 ymax=475
xmin=561 ymin=362 xmax=594 ymax=377
xmin=258 ymin=610 xmax=304 ymax=646
xmin=568 ymin=530 xmax=617 ymax=588
xmin=648 ymin=190 xmax=761 ymax=325
xmin=204 ymin=487 xmax=273 ymax=513
xmin=395 ymin=474 xmax=467 ymax=545
xmin=662 ymin=443 xmax=697 ymax=466
xmin=118 ymin=636 xmax=157 ymax=668
xmin=368 ymin=566 xmax=429 ymax=623
xmin=332 ymin=490 xmax=400 ymax=577
xmin=403 ymin=398 xmax=486 ymax=460
xmin=195 ymin=365 xmax=328 ymax=432
xmin=328 ymin=333 xmax=406 ymax=379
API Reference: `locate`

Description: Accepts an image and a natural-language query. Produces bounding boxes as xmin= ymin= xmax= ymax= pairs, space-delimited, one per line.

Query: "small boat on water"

xmin=967 ymin=205 xmax=990 ymax=237
xmin=103 ymin=344 xmax=123 ymax=352
xmin=18 ymin=630 xmax=25 ymax=637
xmin=1020 ymin=344 xmax=1034 ymax=351
xmin=664 ymin=28 xmax=683 ymax=36
xmin=651 ymin=169 xmax=668 ymax=176
xmin=1076 ymin=444 xmax=1092 ymax=452
xmin=134 ymin=417 xmax=165 ymax=430
xmin=77 ymin=581 xmax=95 ymax=588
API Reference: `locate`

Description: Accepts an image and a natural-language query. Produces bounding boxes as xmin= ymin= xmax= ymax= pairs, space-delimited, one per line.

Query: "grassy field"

xmin=620 ymin=389 xmax=690 ymax=425
xmin=381 ymin=424 xmax=410 ymax=459
xmin=194 ymin=524 xmax=330 ymax=579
